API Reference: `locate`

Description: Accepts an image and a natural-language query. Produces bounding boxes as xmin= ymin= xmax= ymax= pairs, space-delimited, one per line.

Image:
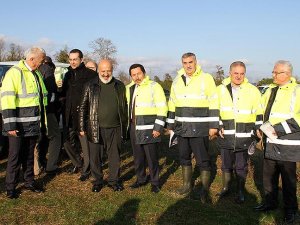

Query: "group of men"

xmin=0 ymin=47 xmax=299 ymax=223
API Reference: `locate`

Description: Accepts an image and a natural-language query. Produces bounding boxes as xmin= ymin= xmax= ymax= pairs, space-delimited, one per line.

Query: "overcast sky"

xmin=1 ymin=0 xmax=299 ymax=82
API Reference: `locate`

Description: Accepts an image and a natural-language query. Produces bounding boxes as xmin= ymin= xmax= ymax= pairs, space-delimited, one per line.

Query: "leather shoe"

xmin=151 ymin=185 xmax=160 ymax=193
xmin=79 ymin=173 xmax=89 ymax=181
xmin=24 ymin=185 xmax=44 ymax=193
xmin=67 ymin=166 xmax=79 ymax=174
xmin=92 ymin=184 xmax=103 ymax=192
xmin=130 ymin=181 xmax=148 ymax=189
xmin=253 ymin=204 xmax=277 ymax=212
xmin=108 ymin=183 xmax=124 ymax=192
xmin=6 ymin=190 xmax=19 ymax=199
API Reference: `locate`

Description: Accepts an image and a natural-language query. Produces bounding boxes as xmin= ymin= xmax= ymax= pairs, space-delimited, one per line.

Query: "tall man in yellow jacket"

xmin=254 ymin=60 xmax=299 ymax=224
xmin=216 ymin=61 xmax=263 ymax=203
xmin=1 ymin=47 xmax=47 ymax=199
xmin=127 ymin=64 xmax=167 ymax=193
xmin=167 ymin=52 xmax=219 ymax=202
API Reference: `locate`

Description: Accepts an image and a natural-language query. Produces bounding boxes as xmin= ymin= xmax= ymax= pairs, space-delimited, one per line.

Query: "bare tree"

xmin=6 ymin=43 xmax=24 ymax=61
xmin=116 ymin=71 xmax=131 ymax=85
xmin=0 ymin=38 xmax=6 ymax=61
xmin=89 ymin=37 xmax=118 ymax=67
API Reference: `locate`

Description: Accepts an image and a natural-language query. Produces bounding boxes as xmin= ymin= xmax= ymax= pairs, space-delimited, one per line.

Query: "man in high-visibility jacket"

xmin=216 ymin=61 xmax=263 ymax=204
xmin=167 ymin=52 xmax=219 ymax=202
xmin=127 ymin=64 xmax=167 ymax=193
xmin=1 ymin=47 xmax=48 ymax=199
xmin=254 ymin=60 xmax=299 ymax=224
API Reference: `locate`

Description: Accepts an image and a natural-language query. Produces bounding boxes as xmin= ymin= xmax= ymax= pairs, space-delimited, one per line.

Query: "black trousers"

xmin=220 ymin=149 xmax=248 ymax=178
xmin=101 ymin=126 xmax=121 ymax=185
xmin=6 ymin=135 xmax=38 ymax=190
xmin=263 ymin=158 xmax=298 ymax=211
xmin=130 ymin=124 xmax=159 ymax=185
xmin=64 ymin=127 xmax=90 ymax=174
xmin=88 ymin=141 xmax=104 ymax=185
xmin=178 ymin=136 xmax=211 ymax=171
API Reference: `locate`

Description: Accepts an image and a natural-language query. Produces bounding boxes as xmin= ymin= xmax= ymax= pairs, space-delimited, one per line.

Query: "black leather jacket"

xmin=79 ymin=77 xmax=128 ymax=143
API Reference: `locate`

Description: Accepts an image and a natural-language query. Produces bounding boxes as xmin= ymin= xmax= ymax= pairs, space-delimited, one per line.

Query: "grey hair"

xmin=181 ymin=52 xmax=196 ymax=60
xmin=275 ymin=60 xmax=293 ymax=75
xmin=24 ymin=47 xmax=46 ymax=59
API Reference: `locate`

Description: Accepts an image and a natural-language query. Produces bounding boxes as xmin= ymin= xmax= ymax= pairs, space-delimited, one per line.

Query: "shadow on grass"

xmin=157 ymin=192 xmax=262 ymax=225
xmin=95 ymin=198 xmax=140 ymax=225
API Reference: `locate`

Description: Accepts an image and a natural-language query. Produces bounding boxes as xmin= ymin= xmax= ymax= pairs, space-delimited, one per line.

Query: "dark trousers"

xmin=88 ymin=141 xmax=104 ymax=185
xmin=263 ymin=158 xmax=298 ymax=211
xmin=221 ymin=149 xmax=248 ymax=178
xmin=178 ymin=136 xmax=211 ymax=171
xmin=64 ymin=127 xmax=89 ymax=175
xmin=130 ymin=124 xmax=159 ymax=185
xmin=98 ymin=126 xmax=121 ymax=185
xmin=6 ymin=136 xmax=38 ymax=190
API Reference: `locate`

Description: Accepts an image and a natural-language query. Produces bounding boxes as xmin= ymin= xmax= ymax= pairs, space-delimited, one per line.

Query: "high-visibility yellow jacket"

xmin=126 ymin=76 xmax=167 ymax=144
xmin=262 ymin=77 xmax=300 ymax=162
xmin=1 ymin=60 xmax=48 ymax=136
xmin=217 ymin=77 xmax=263 ymax=151
xmin=167 ymin=65 xmax=219 ymax=137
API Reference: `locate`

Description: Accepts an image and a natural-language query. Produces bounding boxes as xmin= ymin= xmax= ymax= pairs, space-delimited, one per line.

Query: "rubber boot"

xmin=216 ymin=172 xmax=231 ymax=198
xmin=200 ymin=170 xmax=211 ymax=203
xmin=176 ymin=166 xmax=192 ymax=196
xmin=235 ymin=176 xmax=246 ymax=204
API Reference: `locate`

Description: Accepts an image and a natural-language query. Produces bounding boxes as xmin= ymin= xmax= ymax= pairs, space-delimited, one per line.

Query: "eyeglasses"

xmin=272 ymin=71 xmax=288 ymax=75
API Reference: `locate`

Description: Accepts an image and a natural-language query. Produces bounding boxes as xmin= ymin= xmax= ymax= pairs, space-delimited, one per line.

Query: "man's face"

xmin=272 ymin=64 xmax=291 ymax=85
xmin=98 ymin=60 xmax=113 ymax=82
xmin=230 ymin=65 xmax=246 ymax=86
xmin=86 ymin=61 xmax=97 ymax=71
xmin=69 ymin=53 xmax=82 ymax=69
xmin=28 ymin=53 xmax=45 ymax=70
xmin=182 ymin=56 xmax=197 ymax=76
xmin=130 ymin=67 xmax=145 ymax=85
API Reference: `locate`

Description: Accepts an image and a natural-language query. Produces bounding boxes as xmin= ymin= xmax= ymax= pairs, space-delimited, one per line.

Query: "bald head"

xmin=98 ymin=59 xmax=113 ymax=84
xmin=25 ymin=47 xmax=46 ymax=70
xmin=86 ymin=60 xmax=97 ymax=71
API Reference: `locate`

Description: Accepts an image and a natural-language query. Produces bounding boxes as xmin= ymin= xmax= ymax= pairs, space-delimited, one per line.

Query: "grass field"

xmin=0 ymin=137 xmax=299 ymax=225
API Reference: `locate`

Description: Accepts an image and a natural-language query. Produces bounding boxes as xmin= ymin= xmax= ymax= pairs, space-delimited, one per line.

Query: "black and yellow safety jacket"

xmin=1 ymin=60 xmax=48 ymax=136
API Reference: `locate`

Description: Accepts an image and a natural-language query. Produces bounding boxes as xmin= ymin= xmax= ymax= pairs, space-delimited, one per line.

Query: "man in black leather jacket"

xmin=62 ymin=49 xmax=97 ymax=180
xmin=79 ymin=59 xmax=127 ymax=192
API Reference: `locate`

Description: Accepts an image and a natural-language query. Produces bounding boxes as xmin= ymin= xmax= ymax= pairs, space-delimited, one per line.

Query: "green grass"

xmin=0 ymin=137 xmax=299 ymax=225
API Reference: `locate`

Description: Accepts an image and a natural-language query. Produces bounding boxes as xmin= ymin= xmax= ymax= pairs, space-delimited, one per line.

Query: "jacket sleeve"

xmin=153 ymin=83 xmax=168 ymax=133
xmin=0 ymin=68 xmax=19 ymax=131
xmin=273 ymin=85 xmax=300 ymax=136
xmin=79 ymin=83 xmax=90 ymax=132
xmin=166 ymin=82 xmax=176 ymax=130
xmin=253 ymin=87 xmax=263 ymax=130
xmin=206 ymin=74 xmax=219 ymax=129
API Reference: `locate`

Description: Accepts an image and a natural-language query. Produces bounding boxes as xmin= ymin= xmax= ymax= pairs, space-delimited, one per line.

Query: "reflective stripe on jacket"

xmin=262 ymin=77 xmax=300 ymax=162
xmin=126 ymin=76 xmax=167 ymax=144
xmin=167 ymin=65 xmax=219 ymax=137
xmin=217 ymin=77 xmax=263 ymax=151
xmin=1 ymin=60 xmax=48 ymax=136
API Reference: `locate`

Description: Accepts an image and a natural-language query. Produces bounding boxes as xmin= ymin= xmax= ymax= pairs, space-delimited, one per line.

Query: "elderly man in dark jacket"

xmin=79 ymin=59 xmax=127 ymax=192
xmin=62 ymin=49 xmax=97 ymax=180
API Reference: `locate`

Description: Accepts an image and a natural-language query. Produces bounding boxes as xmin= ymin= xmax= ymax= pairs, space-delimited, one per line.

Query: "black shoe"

xmin=24 ymin=185 xmax=44 ymax=193
xmin=92 ymin=184 xmax=103 ymax=192
xmin=130 ymin=181 xmax=148 ymax=189
xmin=79 ymin=173 xmax=89 ymax=182
xmin=253 ymin=204 xmax=277 ymax=212
xmin=151 ymin=185 xmax=160 ymax=193
xmin=6 ymin=190 xmax=19 ymax=199
xmin=67 ymin=166 xmax=79 ymax=174
xmin=284 ymin=211 xmax=298 ymax=224
xmin=108 ymin=183 xmax=124 ymax=192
